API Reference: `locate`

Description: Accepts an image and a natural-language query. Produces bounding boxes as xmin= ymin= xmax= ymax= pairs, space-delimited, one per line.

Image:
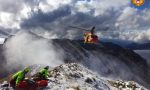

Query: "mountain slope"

xmin=51 ymin=39 xmax=150 ymax=88
xmin=127 ymin=42 xmax=150 ymax=50
xmin=0 ymin=31 xmax=150 ymax=89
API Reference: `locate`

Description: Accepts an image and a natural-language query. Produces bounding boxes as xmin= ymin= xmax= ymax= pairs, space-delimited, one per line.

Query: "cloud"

xmin=0 ymin=0 xmax=23 ymax=13
xmin=98 ymin=28 xmax=150 ymax=42
xmin=3 ymin=31 xmax=64 ymax=71
xmin=20 ymin=0 xmax=124 ymax=39
xmin=0 ymin=0 xmax=150 ymax=42
xmin=21 ymin=5 xmax=72 ymax=29
xmin=38 ymin=0 xmax=71 ymax=13
xmin=116 ymin=7 xmax=150 ymax=30
xmin=0 ymin=0 xmax=31 ymax=29
xmin=74 ymin=0 xmax=129 ymax=16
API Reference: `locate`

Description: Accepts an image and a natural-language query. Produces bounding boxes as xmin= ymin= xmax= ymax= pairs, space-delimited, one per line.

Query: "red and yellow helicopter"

xmin=69 ymin=26 xmax=98 ymax=43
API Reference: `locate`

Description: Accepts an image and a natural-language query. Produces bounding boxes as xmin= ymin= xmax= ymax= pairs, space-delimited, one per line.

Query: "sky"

xmin=0 ymin=0 xmax=150 ymax=42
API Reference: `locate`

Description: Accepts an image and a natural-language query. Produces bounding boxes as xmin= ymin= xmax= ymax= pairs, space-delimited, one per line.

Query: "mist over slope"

xmin=0 ymin=31 xmax=150 ymax=89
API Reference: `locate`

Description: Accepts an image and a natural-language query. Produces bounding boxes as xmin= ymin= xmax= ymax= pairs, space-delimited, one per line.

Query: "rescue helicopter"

xmin=69 ymin=26 xmax=99 ymax=43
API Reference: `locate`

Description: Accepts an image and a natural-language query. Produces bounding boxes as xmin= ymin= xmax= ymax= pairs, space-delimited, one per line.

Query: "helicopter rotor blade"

xmin=69 ymin=26 xmax=89 ymax=31
xmin=69 ymin=26 xmax=113 ymax=34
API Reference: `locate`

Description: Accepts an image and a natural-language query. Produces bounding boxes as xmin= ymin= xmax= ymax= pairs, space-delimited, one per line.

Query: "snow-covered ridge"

xmin=0 ymin=63 xmax=148 ymax=90
xmin=46 ymin=63 xmax=148 ymax=90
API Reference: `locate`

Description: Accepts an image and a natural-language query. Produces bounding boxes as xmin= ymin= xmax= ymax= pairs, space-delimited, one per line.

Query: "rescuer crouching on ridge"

xmin=10 ymin=67 xmax=30 ymax=89
xmin=37 ymin=66 xmax=49 ymax=80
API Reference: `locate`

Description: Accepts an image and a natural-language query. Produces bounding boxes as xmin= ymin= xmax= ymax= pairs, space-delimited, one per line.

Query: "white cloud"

xmin=0 ymin=12 xmax=20 ymax=29
xmin=4 ymin=31 xmax=64 ymax=70
xmin=74 ymin=0 xmax=129 ymax=16
xmin=116 ymin=7 xmax=150 ymax=30
xmin=115 ymin=7 xmax=139 ymax=29
xmin=96 ymin=27 xmax=150 ymax=42
xmin=0 ymin=0 xmax=150 ymax=42
xmin=0 ymin=0 xmax=23 ymax=13
xmin=20 ymin=4 xmax=32 ymax=19
xmin=39 ymin=0 xmax=71 ymax=13
xmin=0 ymin=0 xmax=29 ymax=29
xmin=75 ymin=1 xmax=92 ymax=13
xmin=0 ymin=38 xmax=5 ymax=44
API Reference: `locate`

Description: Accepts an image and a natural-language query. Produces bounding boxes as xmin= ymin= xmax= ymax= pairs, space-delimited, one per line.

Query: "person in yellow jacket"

xmin=10 ymin=67 xmax=30 ymax=88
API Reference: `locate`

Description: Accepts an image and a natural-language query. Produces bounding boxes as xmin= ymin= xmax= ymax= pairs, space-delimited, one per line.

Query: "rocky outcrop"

xmin=0 ymin=63 xmax=148 ymax=90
